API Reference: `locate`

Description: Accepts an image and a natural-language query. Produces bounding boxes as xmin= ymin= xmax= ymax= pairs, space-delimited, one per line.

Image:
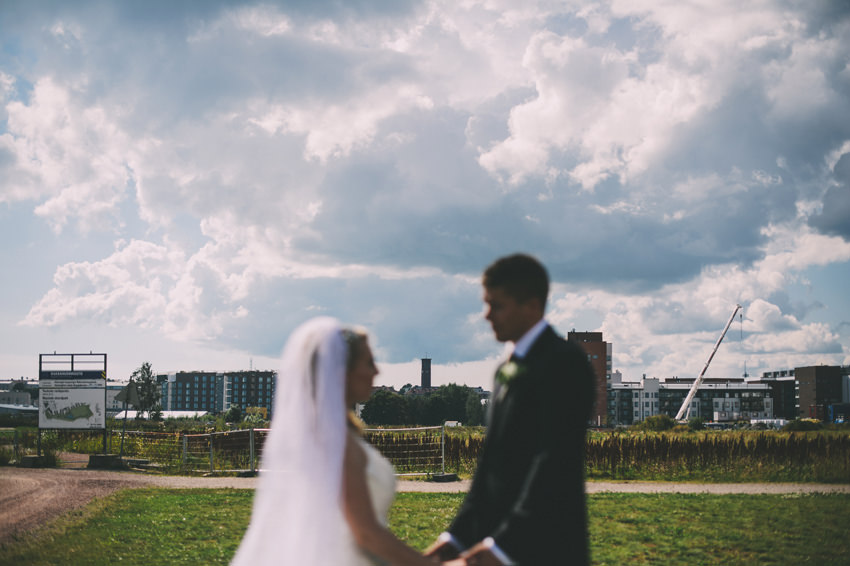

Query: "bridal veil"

xmin=231 ymin=317 xmax=352 ymax=565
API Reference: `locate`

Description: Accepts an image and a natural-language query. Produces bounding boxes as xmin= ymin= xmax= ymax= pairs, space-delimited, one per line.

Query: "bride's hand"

xmin=424 ymin=539 xmax=461 ymax=561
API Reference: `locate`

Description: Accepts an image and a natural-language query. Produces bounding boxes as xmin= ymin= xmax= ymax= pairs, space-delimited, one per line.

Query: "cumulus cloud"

xmin=546 ymin=215 xmax=850 ymax=380
xmin=22 ymin=240 xmax=182 ymax=328
xmin=477 ymin=0 xmax=809 ymax=190
xmin=1 ymin=78 xmax=133 ymax=233
xmin=809 ymin=148 xmax=850 ymax=239
xmin=1 ymin=1 xmax=848 ymax=383
xmin=746 ymin=299 xmax=798 ymax=333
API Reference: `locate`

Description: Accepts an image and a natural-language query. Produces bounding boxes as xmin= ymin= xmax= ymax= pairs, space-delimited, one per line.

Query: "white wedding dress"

xmin=231 ymin=318 xmax=399 ymax=566
xmin=351 ymin=435 xmax=398 ymax=565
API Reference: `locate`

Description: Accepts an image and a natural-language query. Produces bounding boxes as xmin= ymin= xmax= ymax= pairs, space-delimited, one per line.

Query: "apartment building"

xmin=158 ymin=370 xmax=276 ymax=416
xmin=752 ymin=365 xmax=850 ymax=420
xmin=607 ymin=374 xmax=774 ymax=426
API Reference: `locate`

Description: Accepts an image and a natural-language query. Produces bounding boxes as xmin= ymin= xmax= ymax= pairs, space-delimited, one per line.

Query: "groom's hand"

xmin=424 ymin=539 xmax=461 ymax=561
xmin=457 ymin=542 xmax=506 ymax=566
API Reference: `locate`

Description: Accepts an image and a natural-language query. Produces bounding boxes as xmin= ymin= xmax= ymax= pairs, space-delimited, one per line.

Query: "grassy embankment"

xmin=1 ymin=489 xmax=848 ymax=565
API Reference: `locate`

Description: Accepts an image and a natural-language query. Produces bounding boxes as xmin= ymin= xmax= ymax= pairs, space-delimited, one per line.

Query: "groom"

xmin=426 ymin=254 xmax=595 ymax=565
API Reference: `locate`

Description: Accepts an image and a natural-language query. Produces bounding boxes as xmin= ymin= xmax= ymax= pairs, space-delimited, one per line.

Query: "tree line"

xmin=359 ymin=384 xmax=486 ymax=426
xmin=119 ymin=365 xmax=490 ymax=428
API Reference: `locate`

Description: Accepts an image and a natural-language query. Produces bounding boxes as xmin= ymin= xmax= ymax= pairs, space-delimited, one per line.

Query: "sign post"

xmin=38 ymin=353 xmax=108 ymax=454
xmin=115 ymin=379 xmax=141 ymax=457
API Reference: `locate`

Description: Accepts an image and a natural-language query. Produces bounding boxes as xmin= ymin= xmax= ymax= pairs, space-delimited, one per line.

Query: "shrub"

xmin=40 ymin=448 xmax=58 ymax=467
xmin=0 ymin=414 xmax=37 ymax=428
xmin=782 ymin=419 xmax=823 ymax=432
xmin=635 ymin=414 xmax=677 ymax=431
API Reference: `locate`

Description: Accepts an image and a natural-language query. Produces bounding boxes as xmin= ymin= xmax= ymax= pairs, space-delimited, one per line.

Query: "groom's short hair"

xmin=483 ymin=253 xmax=549 ymax=307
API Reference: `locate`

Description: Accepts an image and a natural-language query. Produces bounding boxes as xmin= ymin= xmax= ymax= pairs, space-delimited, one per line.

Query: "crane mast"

xmin=675 ymin=304 xmax=743 ymax=421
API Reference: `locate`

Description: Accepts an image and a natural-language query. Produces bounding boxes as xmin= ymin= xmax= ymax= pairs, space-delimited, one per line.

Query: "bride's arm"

xmin=343 ymin=435 xmax=437 ymax=566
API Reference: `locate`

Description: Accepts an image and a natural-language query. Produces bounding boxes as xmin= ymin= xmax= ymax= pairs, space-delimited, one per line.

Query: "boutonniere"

xmin=496 ymin=360 xmax=526 ymax=387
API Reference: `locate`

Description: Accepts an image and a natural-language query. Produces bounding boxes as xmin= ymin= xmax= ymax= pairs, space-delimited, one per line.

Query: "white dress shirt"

xmin=511 ymin=318 xmax=548 ymax=360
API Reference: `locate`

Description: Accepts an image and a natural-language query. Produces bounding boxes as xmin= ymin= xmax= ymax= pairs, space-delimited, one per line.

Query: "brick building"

xmin=795 ymin=365 xmax=843 ymax=420
xmin=568 ymin=331 xmax=610 ymax=427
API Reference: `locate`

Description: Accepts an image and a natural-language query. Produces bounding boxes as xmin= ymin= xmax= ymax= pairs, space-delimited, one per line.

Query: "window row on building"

xmin=608 ymin=374 xmax=775 ymax=426
xmin=156 ymin=370 xmax=277 ymax=416
xmin=607 ymin=365 xmax=850 ymax=426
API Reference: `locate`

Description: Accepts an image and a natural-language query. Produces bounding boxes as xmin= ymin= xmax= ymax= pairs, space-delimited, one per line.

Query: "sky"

xmin=1 ymin=0 xmax=849 ymax=391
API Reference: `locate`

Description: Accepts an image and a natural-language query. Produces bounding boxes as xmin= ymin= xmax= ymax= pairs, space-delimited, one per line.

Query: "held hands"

xmin=424 ymin=539 xmax=461 ymax=561
xmin=424 ymin=540 xmax=504 ymax=566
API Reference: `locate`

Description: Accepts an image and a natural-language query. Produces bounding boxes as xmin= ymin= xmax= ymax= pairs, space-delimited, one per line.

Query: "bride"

xmin=231 ymin=317 xmax=437 ymax=566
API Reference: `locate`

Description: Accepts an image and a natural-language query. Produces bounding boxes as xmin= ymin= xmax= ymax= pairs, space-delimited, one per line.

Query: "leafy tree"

xmin=243 ymin=412 xmax=267 ymax=427
xmin=149 ymin=404 xmax=163 ymax=422
xmin=406 ymin=395 xmax=426 ymax=424
xmin=131 ymin=362 xmax=160 ymax=419
xmin=429 ymin=384 xmax=474 ymax=424
xmin=465 ymin=390 xmax=485 ymax=426
xmin=362 ymin=384 xmax=487 ymax=426
xmin=225 ymin=405 xmax=243 ymax=423
xmin=687 ymin=416 xmax=706 ymax=431
xmin=421 ymin=392 xmax=447 ymax=425
xmin=360 ymin=389 xmax=409 ymax=425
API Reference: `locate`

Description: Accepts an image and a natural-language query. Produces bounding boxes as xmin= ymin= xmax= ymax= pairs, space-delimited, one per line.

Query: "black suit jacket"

xmin=449 ymin=326 xmax=595 ymax=565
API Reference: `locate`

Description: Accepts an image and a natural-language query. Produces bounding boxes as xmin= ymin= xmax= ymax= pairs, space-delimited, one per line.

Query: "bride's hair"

xmin=342 ymin=327 xmax=369 ymax=372
xmin=342 ymin=327 xmax=370 ymax=433
xmin=232 ymin=317 xmax=353 ymax=566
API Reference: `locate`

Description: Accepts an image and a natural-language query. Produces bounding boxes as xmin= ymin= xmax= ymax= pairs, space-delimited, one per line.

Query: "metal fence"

xmin=181 ymin=429 xmax=271 ymax=474
xmin=363 ymin=426 xmax=445 ymax=476
xmin=111 ymin=427 xmax=446 ymax=476
xmin=115 ymin=427 xmax=446 ymax=476
xmin=109 ymin=429 xmax=271 ymax=474
xmin=3 ymin=426 xmax=447 ymax=476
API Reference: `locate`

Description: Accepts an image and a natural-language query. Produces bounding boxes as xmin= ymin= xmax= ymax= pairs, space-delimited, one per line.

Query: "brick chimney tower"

xmin=421 ymin=358 xmax=431 ymax=388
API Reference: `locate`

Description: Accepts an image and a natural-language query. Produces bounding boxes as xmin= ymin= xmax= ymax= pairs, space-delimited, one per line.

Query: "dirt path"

xmin=1 ymin=466 xmax=848 ymax=544
xmin=0 ymin=466 xmax=261 ymax=544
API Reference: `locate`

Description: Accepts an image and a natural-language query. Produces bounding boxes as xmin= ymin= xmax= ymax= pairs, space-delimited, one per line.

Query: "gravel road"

xmin=1 ymin=465 xmax=848 ymax=544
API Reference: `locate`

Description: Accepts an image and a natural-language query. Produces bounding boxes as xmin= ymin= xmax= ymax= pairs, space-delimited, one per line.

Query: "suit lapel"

xmin=488 ymin=326 xmax=555 ymax=424
xmin=487 ymin=366 xmax=504 ymax=425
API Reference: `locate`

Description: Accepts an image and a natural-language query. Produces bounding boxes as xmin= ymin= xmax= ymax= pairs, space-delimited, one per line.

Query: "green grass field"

xmin=2 ymin=489 xmax=848 ymax=565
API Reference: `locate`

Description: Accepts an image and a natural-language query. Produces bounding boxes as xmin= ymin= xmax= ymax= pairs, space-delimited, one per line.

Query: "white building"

xmin=608 ymin=374 xmax=774 ymax=425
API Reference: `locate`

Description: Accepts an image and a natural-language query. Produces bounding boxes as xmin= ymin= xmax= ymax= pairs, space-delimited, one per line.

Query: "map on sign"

xmin=39 ymin=381 xmax=105 ymax=429
xmin=44 ymin=402 xmax=94 ymax=421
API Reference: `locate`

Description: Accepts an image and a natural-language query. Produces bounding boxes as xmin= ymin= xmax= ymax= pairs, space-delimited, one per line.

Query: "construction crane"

xmin=675 ymin=304 xmax=743 ymax=421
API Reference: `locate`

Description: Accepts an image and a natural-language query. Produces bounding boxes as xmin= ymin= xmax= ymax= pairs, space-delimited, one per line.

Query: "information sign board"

xmin=38 ymin=353 xmax=107 ymax=430
xmin=39 ymin=386 xmax=105 ymax=429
